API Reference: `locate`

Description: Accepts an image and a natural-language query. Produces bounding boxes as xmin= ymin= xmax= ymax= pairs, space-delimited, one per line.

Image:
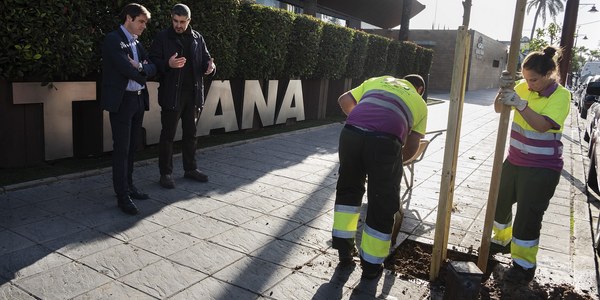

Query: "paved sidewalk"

xmin=0 ymin=89 xmax=598 ymax=299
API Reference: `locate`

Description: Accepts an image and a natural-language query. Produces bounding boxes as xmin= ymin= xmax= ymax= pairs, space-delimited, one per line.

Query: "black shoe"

xmin=184 ymin=169 xmax=208 ymax=182
xmin=489 ymin=242 xmax=511 ymax=255
xmin=129 ymin=185 xmax=149 ymax=200
xmin=159 ymin=174 xmax=175 ymax=189
xmin=117 ymin=195 xmax=139 ymax=215
xmin=339 ymin=245 xmax=359 ymax=265
xmin=504 ymin=263 xmax=536 ymax=284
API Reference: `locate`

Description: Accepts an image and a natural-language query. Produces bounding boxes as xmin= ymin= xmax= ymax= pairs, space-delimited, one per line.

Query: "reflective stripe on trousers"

xmin=332 ymin=204 xmax=361 ymax=239
xmin=360 ymin=224 xmax=392 ymax=265
xmin=491 ymin=221 xmax=512 ymax=246
xmin=512 ymin=237 xmax=539 ymax=269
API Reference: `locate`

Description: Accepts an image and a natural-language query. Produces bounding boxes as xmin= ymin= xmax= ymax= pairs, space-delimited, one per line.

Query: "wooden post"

xmin=477 ymin=0 xmax=527 ymax=273
xmin=429 ymin=25 xmax=471 ymax=281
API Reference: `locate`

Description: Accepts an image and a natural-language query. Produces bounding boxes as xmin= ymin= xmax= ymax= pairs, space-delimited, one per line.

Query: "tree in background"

xmin=526 ymin=0 xmax=564 ymax=41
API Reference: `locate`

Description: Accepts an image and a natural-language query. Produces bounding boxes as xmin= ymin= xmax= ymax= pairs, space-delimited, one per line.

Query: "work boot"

xmin=360 ymin=256 xmax=384 ymax=280
xmin=489 ymin=242 xmax=511 ymax=255
xmin=338 ymin=245 xmax=359 ymax=265
xmin=504 ymin=263 xmax=536 ymax=284
xmin=184 ymin=169 xmax=208 ymax=182
xmin=159 ymin=174 xmax=175 ymax=189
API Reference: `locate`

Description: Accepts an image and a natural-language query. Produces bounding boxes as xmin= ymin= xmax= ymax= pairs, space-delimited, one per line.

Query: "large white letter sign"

xmin=12 ymin=82 xmax=96 ymax=160
xmin=241 ymin=80 xmax=278 ymax=129
xmin=275 ymin=80 xmax=305 ymax=124
xmin=197 ymin=80 xmax=239 ymax=136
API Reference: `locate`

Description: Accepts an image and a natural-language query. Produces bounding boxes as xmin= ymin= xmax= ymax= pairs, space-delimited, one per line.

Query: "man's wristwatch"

xmin=137 ymin=62 xmax=143 ymax=72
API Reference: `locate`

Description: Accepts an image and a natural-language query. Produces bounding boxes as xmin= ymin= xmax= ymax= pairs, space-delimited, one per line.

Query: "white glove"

xmin=499 ymin=70 xmax=515 ymax=89
xmin=500 ymin=89 xmax=527 ymax=111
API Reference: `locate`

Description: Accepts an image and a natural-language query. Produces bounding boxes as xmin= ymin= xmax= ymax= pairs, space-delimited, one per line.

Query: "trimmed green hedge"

xmin=363 ymin=34 xmax=390 ymax=78
xmin=312 ymin=22 xmax=354 ymax=79
xmin=0 ymin=0 xmax=432 ymax=82
xmin=284 ymin=14 xmax=322 ymax=78
xmin=345 ymin=30 xmax=369 ymax=79
xmin=419 ymin=48 xmax=434 ymax=78
xmin=0 ymin=1 xmax=100 ymax=81
xmin=397 ymin=41 xmax=419 ymax=77
xmin=191 ymin=0 xmax=240 ymax=80
xmin=236 ymin=3 xmax=294 ymax=79
xmin=386 ymin=40 xmax=402 ymax=76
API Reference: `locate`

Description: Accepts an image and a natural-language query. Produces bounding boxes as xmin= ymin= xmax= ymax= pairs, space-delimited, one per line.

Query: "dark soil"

xmin=386 ymin=239 xmax=596 ymax=300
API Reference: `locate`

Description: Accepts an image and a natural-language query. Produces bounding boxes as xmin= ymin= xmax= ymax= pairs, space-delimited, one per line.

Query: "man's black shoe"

xmin=129 ymin=186 xmax=149 ymax=200
xmin=159 ymin=174 xmax=175 ymax=189
xmin=117 ymin=195 xmax=139 ymax=215
xmin=504 ymin=263 xmax=536 ymax=284
xmin=184 ymin=169 xmax=208 ymax=182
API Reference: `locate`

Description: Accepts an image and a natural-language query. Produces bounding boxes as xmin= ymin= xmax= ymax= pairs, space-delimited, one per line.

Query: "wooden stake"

xmin=477 ymin=0 xmax=527 ymax=273
xmin=429 ymin=25 xmax=471 ymax=281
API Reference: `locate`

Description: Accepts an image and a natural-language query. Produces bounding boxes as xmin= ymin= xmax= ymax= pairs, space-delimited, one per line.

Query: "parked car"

xmin=583 ymin=80 xmax=600 ymax=193
xmin=577 ymin=75 xmax=600 ymax=119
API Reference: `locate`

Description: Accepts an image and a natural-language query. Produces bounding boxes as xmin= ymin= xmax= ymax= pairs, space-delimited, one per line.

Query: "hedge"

xmin=312 ymin=22 xmax=354 ymax=79
xmin=397 ymin=41 xmax=419 ymax=77
xmin=0 ymin=0 xmax=432 ymax=82
xmin=344 ymin=30 xmax=369 ymax=79
xmin=190 ymin=0 xmax=240 ymax=80
xmin=236 ymin=3 xmax=294 ymax=79
xmin=363 ymin=34 xmax=390 ymax=78
xmin=386 ymin=40 xmax=402 ymax=77
xmin=284 ymin=14 xmax=322 ymax=79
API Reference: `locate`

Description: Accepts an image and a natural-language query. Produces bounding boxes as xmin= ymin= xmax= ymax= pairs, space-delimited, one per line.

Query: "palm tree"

xmin=527 ymin=0 xmax=565 ymax=40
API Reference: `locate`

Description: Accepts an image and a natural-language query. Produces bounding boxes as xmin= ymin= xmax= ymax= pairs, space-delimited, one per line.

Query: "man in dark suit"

xmin=101 ymin=3 xmax=157 ymax=215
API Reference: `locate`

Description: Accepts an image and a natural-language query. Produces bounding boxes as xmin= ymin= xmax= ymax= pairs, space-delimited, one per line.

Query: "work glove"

xmin=500 ymin=88 xmax=528 ymax=111
xmin=500 ymin=70 xmax=517 ymax=89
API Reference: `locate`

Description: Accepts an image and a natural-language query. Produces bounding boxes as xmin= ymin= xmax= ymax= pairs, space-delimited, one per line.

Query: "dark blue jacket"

xmin=150 ymin=26 xmax=212 ymax=111
xmin=100 ymin=28 xmax=157 ymax=113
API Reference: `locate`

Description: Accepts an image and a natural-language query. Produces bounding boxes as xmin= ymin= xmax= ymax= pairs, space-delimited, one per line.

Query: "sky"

xmin=409 ymin=0 xmax=600 ymax=51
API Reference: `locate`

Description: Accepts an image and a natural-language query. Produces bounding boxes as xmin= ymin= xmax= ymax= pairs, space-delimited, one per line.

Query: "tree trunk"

xmin=529 ymin=5 xmax=542 ymax=40
xmin=399 ymin=0 xmax=413 ymax=41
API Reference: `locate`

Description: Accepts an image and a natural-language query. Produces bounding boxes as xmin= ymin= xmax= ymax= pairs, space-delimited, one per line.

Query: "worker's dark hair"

xmin=522 ymin=46 xmax=561 ymax=80
xmin=120 ymin=3 xmax=151 ymax=23
xmin=403 ymin=74 xmax=426 ymax=95
xmin=172 ymin=3 xmax=191 ymax=18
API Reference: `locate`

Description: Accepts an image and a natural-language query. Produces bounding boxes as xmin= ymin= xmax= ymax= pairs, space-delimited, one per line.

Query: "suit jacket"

xmin=100 ymin=28 xmax=157 ymax=113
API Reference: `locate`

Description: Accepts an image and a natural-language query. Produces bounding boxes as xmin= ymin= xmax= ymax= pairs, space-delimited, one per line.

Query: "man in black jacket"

xmin=101 ymin=3 xmax=157 ymax=215
xmin=150 ymin=3 xmax=215 ymax=189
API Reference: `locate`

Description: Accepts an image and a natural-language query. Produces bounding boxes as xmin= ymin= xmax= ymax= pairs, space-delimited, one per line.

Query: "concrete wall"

xmin=409 ymin=30 xmax=458 ymax=91
xmin=367 ymin=29 xmax=509 ymax=91
xmin=467 ymin=31 xmax=509 ymax=90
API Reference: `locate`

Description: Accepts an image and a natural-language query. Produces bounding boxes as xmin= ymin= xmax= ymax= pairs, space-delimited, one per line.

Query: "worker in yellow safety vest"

xmin=332 ymin=74 xmax=428 ymax=279
xmin=492 ymin=46 xmax=571 ymax=284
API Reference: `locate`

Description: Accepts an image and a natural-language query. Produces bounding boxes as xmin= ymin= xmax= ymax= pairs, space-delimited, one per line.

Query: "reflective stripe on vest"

xmin=510 ymin=123 xmax=562 ymax=156
xmin=332 ymin=205 xmax=361 ymax=239
xmin=359 ymin=90 xmax=414 ymax=128
xmin=511 ymin=237 xmax=539 ymax=269
xmin=491 ymin=221 xmax=512 ymax=246
xmin=360 ymin=224 xmax=391 ymax=264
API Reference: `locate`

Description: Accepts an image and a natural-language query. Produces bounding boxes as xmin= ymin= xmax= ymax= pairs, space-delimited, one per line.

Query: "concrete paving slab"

xmin=0 ymin=88 xmax=598 ymax=298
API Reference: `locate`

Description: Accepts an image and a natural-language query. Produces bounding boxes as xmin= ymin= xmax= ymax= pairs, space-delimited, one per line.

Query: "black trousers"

xmin=159 ymin=93 xmax=198 ymax=175
xmin=495 ymin=161 xmax=560 ymax=241
xmin=333 ymin=126 xmax=403 ymax=263
xmin=109 ymin=92 xmax=145 ymax=197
